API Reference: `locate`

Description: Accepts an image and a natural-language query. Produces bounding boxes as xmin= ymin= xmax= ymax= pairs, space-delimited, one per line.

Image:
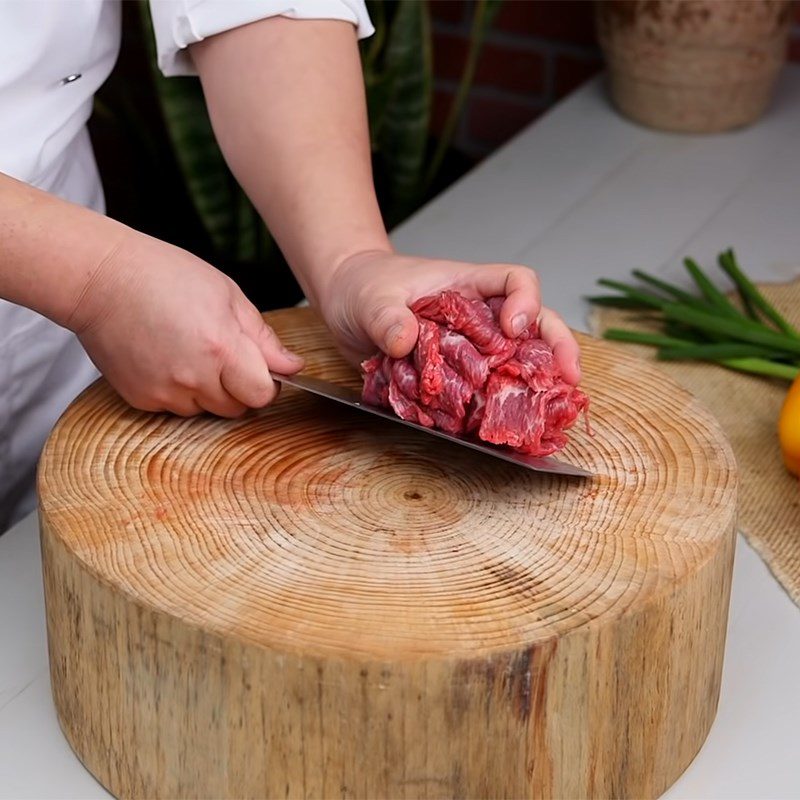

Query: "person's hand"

xmin=67 ymin=231 xmax=304 ymax=417
xmin=318 ymin=250 xmax=581 ymax=384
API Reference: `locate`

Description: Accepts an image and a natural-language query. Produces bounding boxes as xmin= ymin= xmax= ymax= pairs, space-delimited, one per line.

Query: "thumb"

xmin=364 ymin=299 xmax=419 ymax=358
xmin=253 ymin=319 xmax=305 ymax=374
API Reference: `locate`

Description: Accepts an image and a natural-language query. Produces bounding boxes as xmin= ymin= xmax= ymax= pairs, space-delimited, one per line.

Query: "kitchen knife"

xmin=271 ymin=372 xmax=593 ymax=478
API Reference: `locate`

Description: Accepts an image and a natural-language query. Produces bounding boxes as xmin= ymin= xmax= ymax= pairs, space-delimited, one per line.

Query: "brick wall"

xmin=790 ymin=0 xmax=800 ymax=59
xmin=433 ymin=0 xmax=800 ymax=160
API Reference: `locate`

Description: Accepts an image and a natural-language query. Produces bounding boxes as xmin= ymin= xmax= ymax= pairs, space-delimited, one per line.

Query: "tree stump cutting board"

xmin=38 ymin=307 xmax=737 ymax=800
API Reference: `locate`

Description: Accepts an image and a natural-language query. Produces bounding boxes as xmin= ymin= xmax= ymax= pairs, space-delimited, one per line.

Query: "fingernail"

xmin=281 ymin=346 xmax=303 ymax=361
xmin=386 ymin=323 xmax=404 ymax=346
xmin=511 ymin=313 xmax=528 ymax=336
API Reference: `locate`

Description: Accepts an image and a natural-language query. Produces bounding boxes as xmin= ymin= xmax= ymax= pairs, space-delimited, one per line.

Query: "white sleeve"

xmin=148 ymin=0 xmax=374 ymax=77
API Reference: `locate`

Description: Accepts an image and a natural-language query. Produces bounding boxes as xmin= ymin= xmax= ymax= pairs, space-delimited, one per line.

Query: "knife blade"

xmin=271 ymin=372 xmax=593 ymax=478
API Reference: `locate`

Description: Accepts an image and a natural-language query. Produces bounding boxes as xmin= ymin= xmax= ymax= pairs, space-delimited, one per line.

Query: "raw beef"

xmin=361 ymin=291 xmax=589 ymax=456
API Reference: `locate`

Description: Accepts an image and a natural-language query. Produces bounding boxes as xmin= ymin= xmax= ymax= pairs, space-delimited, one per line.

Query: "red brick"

xmin=432 ymin=32 xmax=470 ymax=81
xmin=553 ymin=53 xmax=603 ymax=99
xmin=433 ymin=33 xmax=546 ymax=95
xmin=477 ymin=42 xmax=547 ymax=94
xmin=789 ymin=36 xmax=800 ymax=62
xmin=468 ymin=94 xmax=541 ymax=146
xmin=430 ymin=0 xmax=468 ymax=25
xmin=794 ymin=1 xmax=800 ymax=25
xmin=495 ymin=0 xmax=597 ymax=46
xmin=431 ymin=88 xmax=457 ymax=137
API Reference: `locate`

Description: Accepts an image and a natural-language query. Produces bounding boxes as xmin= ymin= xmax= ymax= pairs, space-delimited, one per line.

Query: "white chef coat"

xmin=0 ymin=0 xmax=372 ymax=533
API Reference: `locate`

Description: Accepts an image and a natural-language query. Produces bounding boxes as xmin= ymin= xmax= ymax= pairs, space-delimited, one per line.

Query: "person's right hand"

xmin=67 ymin=230 xmax=304 ymax=417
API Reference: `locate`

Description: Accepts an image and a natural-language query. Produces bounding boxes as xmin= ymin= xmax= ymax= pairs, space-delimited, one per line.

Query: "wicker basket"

xmin=596 ymin=0 xmax=792 ymax=133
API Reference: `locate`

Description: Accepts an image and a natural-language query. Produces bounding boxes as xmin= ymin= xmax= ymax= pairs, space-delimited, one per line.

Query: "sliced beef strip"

xmin=412 ymin=292 xmax=516 ymax=365
xmin=414 ymin=318 xmax=445 ymax=402
xmin=362 ymin=354 xmax=390 ymax=406
xmin=439 ymin=329 xmax=489 ymax=390
xmin=361 ymin=290 xmax=588 ymax=457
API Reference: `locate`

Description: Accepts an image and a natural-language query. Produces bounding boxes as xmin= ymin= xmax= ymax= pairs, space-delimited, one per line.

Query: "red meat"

xmin=361 ymin=291 xmax=589 ymax=456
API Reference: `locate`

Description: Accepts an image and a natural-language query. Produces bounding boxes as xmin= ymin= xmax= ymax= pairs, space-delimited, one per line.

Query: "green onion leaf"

xmin=718 ymin=358 xmax=800 ymax=381
xmin=596 ymin=280 xmax=667 ymax=309
xmin=718 ymin=249 xmax=800 ymax=337
xmin=663 ymin=304 xmax=800 ymax=355
xmin=585 ymin=295 xmax=654 ymax=309
xmin=603 ymin=329 xmax=691 ymax=348
xmin=657 ymin=343 xmax=795 ymax=361
xmin=683 ymin=257 xmax=741 ymax=317
xmin=631 ymin=270 xmax=707 ymax=307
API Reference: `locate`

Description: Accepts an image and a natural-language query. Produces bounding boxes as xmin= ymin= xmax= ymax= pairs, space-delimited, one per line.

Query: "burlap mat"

xmin=590 ymin=279 xmax=800 ymax=606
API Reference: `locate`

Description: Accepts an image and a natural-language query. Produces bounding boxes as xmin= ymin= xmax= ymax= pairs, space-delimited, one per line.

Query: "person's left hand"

xmin=317 ymin=249 xmax=582 ymax=385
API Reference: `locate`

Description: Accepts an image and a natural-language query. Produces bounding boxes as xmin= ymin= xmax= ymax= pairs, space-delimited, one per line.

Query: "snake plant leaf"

xmin=138 ymin=3 xmax=264 ymax=262
xmin=373 ymin=0 xmax=433 ymax=224
xmin=424 ymin=0 xmax=503 ymax=190
xmin=363 ymin=66 xmax=395 ymax=152
xmin=362 ymin=0 xmax=386 ymax=71
xmin=485 ymin=0 xmax=505 ymax=24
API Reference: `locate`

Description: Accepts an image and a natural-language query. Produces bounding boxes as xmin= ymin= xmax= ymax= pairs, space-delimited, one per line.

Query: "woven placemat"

xmin=590 ymin=279 xmax=800 ymax=607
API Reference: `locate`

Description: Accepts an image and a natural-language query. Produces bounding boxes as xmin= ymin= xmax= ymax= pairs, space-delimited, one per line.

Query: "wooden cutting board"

xmin=38 ymin=307 xmax=737 ymax=800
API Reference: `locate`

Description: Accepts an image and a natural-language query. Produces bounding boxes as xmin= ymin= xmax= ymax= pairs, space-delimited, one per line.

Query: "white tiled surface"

xmin=3 ymin=68 xmax=800 ymax=798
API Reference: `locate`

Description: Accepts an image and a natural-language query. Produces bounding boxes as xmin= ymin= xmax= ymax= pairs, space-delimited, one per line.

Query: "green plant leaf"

xmin=374 ymin=0 xmax=433 ymax=224
xmin=138 ymin=2 xmax=264 ymax=261
xmin=718 ymin=248 xmax=800 ymax=337
xmin=362 ymin=0 xmax=387 ymax=69
xmin=363 ymin=67 xmax=395 ymax=151
xmin=424 ymin=0 xmax=503 ymax=190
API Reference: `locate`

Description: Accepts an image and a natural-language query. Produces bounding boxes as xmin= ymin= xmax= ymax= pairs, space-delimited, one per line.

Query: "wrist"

xmin=309 ymin=243 xmax=395 ymax=310
xmin=62 ymin=226 xmax=138 ymax=334
xmin=0 ymin=174 xmax=133 ymax=329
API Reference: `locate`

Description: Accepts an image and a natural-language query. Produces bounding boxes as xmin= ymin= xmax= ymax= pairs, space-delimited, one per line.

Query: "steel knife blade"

xmin=271 ymin=372 xmax=593 ymax=478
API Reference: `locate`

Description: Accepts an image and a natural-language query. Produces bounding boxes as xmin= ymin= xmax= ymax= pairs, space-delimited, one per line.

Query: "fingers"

xmin=362 ymin=297 xmax=419 ymax=358
xmin=144 ymin=396 xmax=206 ymax=417
xmin=199 ymin=321 xmax=301 ymax=415
xmin=126 ymin=382 xmax=245 ymax=419
xmin=220 ymin=336 xmax=280 ymax=408
xmin=151 ymin=318 xmax=298 ymax=418
xmin=464 ymin=264 xmax=541 ymax=338
xmin=196 ymin=389 xmax=248 ymax=419
xmin=242 ymin=309 xmax=305 ymax=375
xmin=538 ymin=307 xmax=582 ymax=385
xmin=462 ymin=264 xmax=580 ymax=382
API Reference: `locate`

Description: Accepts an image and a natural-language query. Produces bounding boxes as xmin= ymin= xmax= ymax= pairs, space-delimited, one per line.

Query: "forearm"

xmin=0 ymin=172 xmax=128 ymax=328
xmin=190 ymin=17 xmax=391 ymax=308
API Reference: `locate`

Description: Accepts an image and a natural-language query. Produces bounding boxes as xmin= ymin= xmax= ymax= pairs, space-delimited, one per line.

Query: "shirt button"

xmin=60 ymin=73 xmax=82 ymax=86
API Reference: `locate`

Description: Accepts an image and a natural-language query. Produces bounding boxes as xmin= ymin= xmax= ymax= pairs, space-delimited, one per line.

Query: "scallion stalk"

xmin=718 ymin=358 xmax=799 ymax=381
xmin=718 ymin=249 xmax=799 ymax=338
xmin=603 ymin=329 xmax=691 ymax=348
xmin=683 ymin=257 xmax=741 ymax=318
xmin=662 ymin=304 xmax=800 ymax=355
xmin=657 ymin=343 xmax=794 ymax=361
xmin=590 ymin=250 xmax=798 ymax=382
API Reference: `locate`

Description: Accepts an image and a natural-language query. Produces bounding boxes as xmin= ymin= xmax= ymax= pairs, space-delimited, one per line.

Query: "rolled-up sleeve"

xmin=148 ymin=0 xmax=374 ymax=77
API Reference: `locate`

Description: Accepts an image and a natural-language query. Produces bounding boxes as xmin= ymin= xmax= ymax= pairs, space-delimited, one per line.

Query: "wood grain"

xmin=38 ymin=307 xmax=737 ymax=799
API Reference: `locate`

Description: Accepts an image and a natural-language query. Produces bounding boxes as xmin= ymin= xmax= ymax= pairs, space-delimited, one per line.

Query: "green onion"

xmin=719 ymin=250 xmax=759 ymax=320
xmin=683 ymin=257 xmax=741 ymax=318
xmin=663 ymin=304 xmax=800 ymax=356
xmin=631 ymin=269 xmax=703 ymax=306
xmin=663 ymin=321 xmax=710 ymax=343
xmin=589 ymin=250 xmax=798 ymax=382
xmin=596 ymin=279 xmax=668 ymax=309
xmin=718 ymin=249 xmax=799 ymax=337
xmin=719 ymin=358 xmax=800 ymax=381
xmin=657 ymin=343 xmax=794 ymax=361
xmin=603 ymin=329 xmax=691 ymax=348
xmin=584 ymin=295 xmax=654 ymax=309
